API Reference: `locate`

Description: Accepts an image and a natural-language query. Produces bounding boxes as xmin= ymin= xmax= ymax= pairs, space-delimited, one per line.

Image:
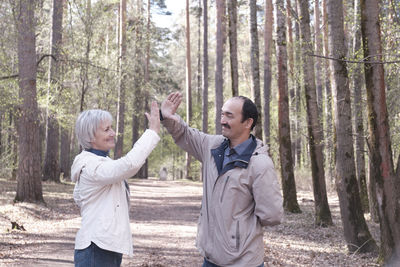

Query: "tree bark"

xmin=314 ymin=0 xmax=323 ymax=115
xmin=43 ymin=0 xmax=65 ymax=182
xmin=352 ymin=0 xmax=369 ymax=213
xmin=298 ymin=0 xmax=333 ymax=227
xmin=249 ymin=0 xmax=262 ymax=139
xmin=322 ymin=0 xmax=333 ymax=180
xmin=202 ymin=0 xmax=209 ymax=134
xmin=60 ymin=126 xmax=71 ymax=179
xmin=14 ymin=0 xmax=44 ymax=203
xmin=361 ymin=0 xmax=400 ymax=262
xmin=115 ymin=0 xmax=127 ymax=159
xmin=263 ymin=0 xmax=273 ymax=145
xmin=327 ymin=0 xmax=377 ymax=253
xmin=228 ymin=0 xmax=238 ymax=96
xmin=294 ymin=0 xmax=302 ymax=167
xmin=185 ymin=0 xmax=192 ymax=179
xmin=215 ymin=0 xmax=225 ymax=134
xmin=275 ymin=0 xmax=301 ymax=213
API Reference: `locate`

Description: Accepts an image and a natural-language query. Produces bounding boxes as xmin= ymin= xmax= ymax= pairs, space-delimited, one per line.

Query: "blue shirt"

xmin=223 ymin=137 xmax=253 ymax=168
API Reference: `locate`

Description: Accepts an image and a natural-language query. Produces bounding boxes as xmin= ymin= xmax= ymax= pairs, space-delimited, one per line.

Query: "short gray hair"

xmin=75 ymin=109 xmax=113 ymax=150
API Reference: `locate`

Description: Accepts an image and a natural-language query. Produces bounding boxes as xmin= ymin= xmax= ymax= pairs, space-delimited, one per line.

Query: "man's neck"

xmin=229 ymin=135 xmax=251 ymax=148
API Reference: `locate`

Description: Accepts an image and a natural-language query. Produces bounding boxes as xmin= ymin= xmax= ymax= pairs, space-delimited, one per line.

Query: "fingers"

xmin=150 ymin=101 xmax=159 ymax=118
xmin=167 ymin=92 xmax=182 ymax=103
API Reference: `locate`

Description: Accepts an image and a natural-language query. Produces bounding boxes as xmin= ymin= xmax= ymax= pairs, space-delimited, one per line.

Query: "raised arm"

xmin=86 ymin=102 xmax=161 ymax=185
xmin=160 ymin=92 xmax=218 ymax=162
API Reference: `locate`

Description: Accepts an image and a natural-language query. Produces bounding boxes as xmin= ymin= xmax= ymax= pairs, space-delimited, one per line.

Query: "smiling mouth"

xmin=221 ymin=124 xmax=230 ymax=129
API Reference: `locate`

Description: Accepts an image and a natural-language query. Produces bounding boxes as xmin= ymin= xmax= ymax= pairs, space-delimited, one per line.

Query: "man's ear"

xmin=245 ymin=118 xmax=253 ymax=129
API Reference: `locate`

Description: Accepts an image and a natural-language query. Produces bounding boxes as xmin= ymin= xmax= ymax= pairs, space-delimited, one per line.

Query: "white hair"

xmin=75 ymin=109 xmax=113 ymax=150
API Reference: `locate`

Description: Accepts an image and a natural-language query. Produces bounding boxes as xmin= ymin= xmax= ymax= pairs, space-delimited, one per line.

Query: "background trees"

xmin=1 ymin=0 xmax=400 ymax=264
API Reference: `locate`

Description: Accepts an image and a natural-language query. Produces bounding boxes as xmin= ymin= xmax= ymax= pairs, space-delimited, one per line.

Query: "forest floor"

xmin=0 ymin=177 xmax=380 ymax=267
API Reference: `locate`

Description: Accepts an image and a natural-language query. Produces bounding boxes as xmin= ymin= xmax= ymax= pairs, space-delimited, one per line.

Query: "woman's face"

xmin=91 ymin=119 xmax=116 ymax=151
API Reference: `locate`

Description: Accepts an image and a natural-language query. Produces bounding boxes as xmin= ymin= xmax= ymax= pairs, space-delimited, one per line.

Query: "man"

xmin=161 ymin=92 xmax=283 ymax=267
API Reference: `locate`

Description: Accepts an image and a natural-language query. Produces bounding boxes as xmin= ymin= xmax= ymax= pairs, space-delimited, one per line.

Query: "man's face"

xmin=220 ymin=98 xmax=251 ymax=141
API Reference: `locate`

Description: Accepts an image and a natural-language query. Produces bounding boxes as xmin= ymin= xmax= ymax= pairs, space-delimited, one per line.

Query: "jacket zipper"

xmin=220 ymin=176 xmax=230 ymax=202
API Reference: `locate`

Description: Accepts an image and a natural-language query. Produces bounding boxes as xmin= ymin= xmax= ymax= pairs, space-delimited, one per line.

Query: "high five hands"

xmin=161 ymin=92 xmax=182 ymax=121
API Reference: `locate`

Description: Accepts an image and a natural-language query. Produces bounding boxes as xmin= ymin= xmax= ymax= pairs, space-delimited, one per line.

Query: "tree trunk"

xmin=298 ymin=0 xmax=333 ymax=227
xmin=14 ymin=0 xmax=44 ymax=203
xmin=115 ymin=0 xmax=127 ymax=159
xmin=322 ymin=0 xmax=333 ymax=180
xmin=352 ymin=0 xmax=369 ymax=213
xmin=228 ymin=0 xmax=238 ymax=96
xmin=361 ymin=0 xmax=400 ymax=262
xmin=275 ymin=0 xmax=301 ymax=213
xmin=43 ymin=0 xmax=65 ymax=182
xmin=215 ymin=0 xmax=225 ymax=134
xmin=314 ymin=0 xmax=323 ymax=115
xmin=202 ymin=0 xmax=209 ymax=134
xmin=60 ymin=126 xmax=71 ymax=179
xmin=185 ymin=0 xmax=192 ymax=179
xmin=197 ymin=0 xmax=202 ymax=106
xmin=286 ymin=0 xmax=296 ymax=164
xmin=263 ymin=0 xmax=273 ymax=145
xmin=249 ymin=0 xmax=262 ymax=139
xmin=294 ymin=0 xmax=302 ymax=167
xmin=327 ymin=0 xmax=377 ymax=253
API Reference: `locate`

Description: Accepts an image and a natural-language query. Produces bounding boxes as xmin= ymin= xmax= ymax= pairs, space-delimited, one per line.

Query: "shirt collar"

xmin=86 ymin=148 xmax=109 ymax=157
xmin=229 ymin=136 xmax=253 ymax=156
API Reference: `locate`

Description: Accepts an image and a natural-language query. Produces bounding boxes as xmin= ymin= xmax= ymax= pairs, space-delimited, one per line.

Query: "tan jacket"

xmin=163 ymin=116 xmax=283 ymax=267
xmin=71 ymin=129 xmax=160 ymax=256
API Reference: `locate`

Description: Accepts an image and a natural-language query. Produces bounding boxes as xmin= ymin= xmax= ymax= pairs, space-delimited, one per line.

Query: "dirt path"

xmin=0 ymin=178 xmax=379 ymax=266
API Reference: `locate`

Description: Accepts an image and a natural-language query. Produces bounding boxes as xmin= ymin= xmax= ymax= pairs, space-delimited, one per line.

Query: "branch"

xmin=308 ymin=53 xmax=400 ymax=64
xmin=0 ymin=54 xmax=56 ymax=81
xmin=0 ymin=54 xmax=117 ymax=81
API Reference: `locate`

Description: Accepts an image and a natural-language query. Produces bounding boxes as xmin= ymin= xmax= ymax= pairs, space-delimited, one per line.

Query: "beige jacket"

xmin=71 ymin=129 xmax=160 ymax=256
xmin=163 ymin=116 xmax=283 ymax=267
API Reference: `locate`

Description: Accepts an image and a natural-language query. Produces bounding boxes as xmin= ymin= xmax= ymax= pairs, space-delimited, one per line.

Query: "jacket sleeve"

xmin=252 ymin=157 xmax=284 ymax=226
xmin=162 ymin=115 xmax=212 ymax=162
xmin=86 ymin=129 xmax=160 ymax=185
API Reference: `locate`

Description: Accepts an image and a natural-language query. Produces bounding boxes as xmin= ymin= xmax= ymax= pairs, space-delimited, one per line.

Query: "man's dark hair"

xmin=235 ymin=96 xmax=258 ymax=130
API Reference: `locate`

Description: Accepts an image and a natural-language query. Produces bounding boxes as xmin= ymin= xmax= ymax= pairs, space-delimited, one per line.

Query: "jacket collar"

xmin=86 ymin=148 xmax=109 ymax=157
xmin=211 ymin=135 xmax=258 ymax=175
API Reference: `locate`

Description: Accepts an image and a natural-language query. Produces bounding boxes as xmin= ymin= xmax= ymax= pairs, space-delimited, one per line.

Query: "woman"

xmin=71 ymin=101 xmax=160 ymax=267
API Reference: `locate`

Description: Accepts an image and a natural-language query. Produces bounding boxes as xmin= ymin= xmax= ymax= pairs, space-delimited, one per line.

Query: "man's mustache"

xmin=221 ymin=123 xmax=230 ymax=129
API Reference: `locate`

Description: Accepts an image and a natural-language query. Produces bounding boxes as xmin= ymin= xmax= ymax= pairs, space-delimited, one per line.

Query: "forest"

xmin=1 ymin=0 xmax=400 ymax=265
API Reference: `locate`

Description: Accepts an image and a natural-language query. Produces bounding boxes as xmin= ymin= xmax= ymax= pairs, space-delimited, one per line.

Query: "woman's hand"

xmin=161 ymin=92 xmax=182 ymax=120
xmin=145 ymin=101 xmax=160 ymax=134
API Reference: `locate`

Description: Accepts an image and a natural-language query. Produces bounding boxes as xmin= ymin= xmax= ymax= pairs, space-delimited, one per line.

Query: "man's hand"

xmin=161 ymin=92 xmax=182 ymax=120
xmin=145 ymin=101 xmax=160 ymax=134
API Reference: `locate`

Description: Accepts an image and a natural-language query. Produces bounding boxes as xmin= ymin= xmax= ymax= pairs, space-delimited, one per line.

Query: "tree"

xmin=298 ymin=0 xmax=332 ymax=227
xmin=263 ymin=0 xmax=273 ymax=145
xmin=361 ymin=0 xmax=400 ymax=263
xmin=228 ymin=0 xmax=238 ymax=96
xmin=185 ymin=0 xmax=192 ymax=179
xmin=351 ymin=0 xmax=369 ymax=213
xmin=322 ymin=0 xmax=333 ymax=179
xmin=202 ymin=0 xmax=209 ymax=134
xmin=115 ymin=0 xmax=127 ymax=159
xmin=327 ymin=0 xmax=377 ymax=253
xmin=43 ymin=0 xmax=65 ymax=182
xmin=215 ymin=0 xmax=225 ymax=134
xmin=314 ymin=0 xmax=323 ymax=114
xmin=275 ymin=0 xmax=301 ymax=213
xmin=14 ymin=0 xmax=44 ymax=202
xmin=249 ymin=0 xmax=262 ymax=139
